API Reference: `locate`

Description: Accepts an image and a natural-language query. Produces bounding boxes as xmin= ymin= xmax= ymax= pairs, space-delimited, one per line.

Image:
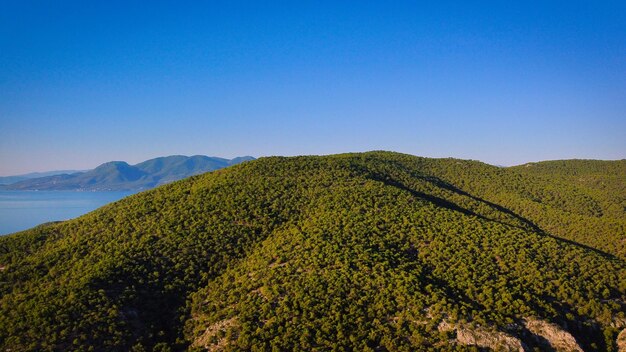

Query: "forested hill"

xmin=0 ymin=152 xmax=624 ymax=351
xmin=1 ymin=155 xmax=254 ymax=191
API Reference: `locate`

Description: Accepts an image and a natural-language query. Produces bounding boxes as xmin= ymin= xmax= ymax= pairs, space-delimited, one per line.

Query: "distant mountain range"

xmin=0 ymin=155 xmax=254 ymax=191
xmin=0 ymin=170 xmax=85 ymax=185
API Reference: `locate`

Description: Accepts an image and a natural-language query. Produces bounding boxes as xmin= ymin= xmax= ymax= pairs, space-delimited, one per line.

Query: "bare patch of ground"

xmin=192 ymin=317 xmax=238 ymax=351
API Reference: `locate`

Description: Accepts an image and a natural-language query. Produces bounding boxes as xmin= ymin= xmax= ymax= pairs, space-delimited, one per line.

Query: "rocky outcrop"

xmin=617 ymin=328 xmax=626 ymax=352
xmin=524 ymin=318 xmax=583 ymax=352
xmin=192 ymin=317 xmax=237 ymax=351
xmin=438 ymin=321 xmax=526 ymax=351
xmin=456 ymin=326 xmax=526 ymax=351
xmin=437 ymin=320 xmax=455 ymax=332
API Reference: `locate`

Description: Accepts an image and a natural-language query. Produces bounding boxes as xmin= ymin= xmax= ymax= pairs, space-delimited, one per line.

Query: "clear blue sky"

xmin=1 ymin=1 xmax=625 ymax=175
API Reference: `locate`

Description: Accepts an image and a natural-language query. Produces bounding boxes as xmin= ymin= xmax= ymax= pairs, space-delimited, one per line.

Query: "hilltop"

xmin=0 ymin=152 xmax=624 ymax=351
xmin=1 ymin=155 xmax=255 ymax=191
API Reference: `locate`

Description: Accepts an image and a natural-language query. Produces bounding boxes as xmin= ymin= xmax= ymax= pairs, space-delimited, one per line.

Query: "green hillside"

xmin=1 ymin=152 xmax=624 ymax=351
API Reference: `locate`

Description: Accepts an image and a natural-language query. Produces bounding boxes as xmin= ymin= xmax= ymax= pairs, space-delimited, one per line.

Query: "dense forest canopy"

xmin=0 ymin=152 xmax=624 ymax=351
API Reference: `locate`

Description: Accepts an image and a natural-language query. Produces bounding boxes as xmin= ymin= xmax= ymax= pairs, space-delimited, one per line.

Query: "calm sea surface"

xmin=0 ymin=191 xmax=134 ymax=235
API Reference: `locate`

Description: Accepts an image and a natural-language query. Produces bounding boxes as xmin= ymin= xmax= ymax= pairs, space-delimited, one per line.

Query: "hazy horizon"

xmin=2 ymin=151 xmax=626 ymax=177
xmin=2 ymin=1 xmax=625 ymax=175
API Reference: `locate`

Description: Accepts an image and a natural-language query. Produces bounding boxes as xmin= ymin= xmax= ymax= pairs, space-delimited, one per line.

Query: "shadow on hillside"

xmin=419 ymin=176 xmax=543 ymax=233
xmin=365 ymin=171 xmax=618 ymax=261
xmin=516 ymin=325 xmax=557 ymax=352
xmin=424 ymin=177 xmax=620 ymax=261
xmin=367 ymin=172 xmax=532 ymax=230
xmin=375 ymin=177 xmax=493 ymax=221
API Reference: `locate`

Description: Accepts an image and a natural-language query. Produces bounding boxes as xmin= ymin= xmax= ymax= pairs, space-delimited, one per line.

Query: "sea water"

xmin=0 ymin=190 xmax=134 ymax=235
